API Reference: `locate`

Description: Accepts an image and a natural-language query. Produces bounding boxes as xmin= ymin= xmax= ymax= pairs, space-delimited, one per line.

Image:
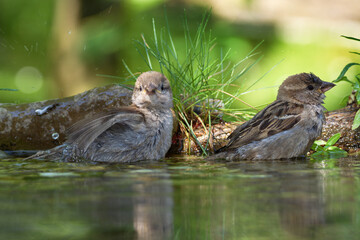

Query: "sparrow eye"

xmin=139 ymin=86 xmax=143 ymax=91
xmin=160 ymin=84 xmax=164 ymax=91
xmin=307 ymin=85 xmax=314 ymax=90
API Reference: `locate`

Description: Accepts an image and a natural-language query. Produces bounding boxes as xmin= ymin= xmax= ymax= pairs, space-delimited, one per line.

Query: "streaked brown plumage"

xmin=29 ymin=71 xmax=174 ymax=163
xmin=210 ymin=73 xmax=335 ymax=160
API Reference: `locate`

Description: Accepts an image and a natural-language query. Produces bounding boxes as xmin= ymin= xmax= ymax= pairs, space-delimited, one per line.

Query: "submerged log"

xmin=0 ymin=84 xmax=132 ymax=151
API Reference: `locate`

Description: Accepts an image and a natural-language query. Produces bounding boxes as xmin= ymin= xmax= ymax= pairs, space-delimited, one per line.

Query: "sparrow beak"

xmin=144 ymin=83 xmax=157 ymax=95
xmin=320 ymin=81 xmax=336 ymax=93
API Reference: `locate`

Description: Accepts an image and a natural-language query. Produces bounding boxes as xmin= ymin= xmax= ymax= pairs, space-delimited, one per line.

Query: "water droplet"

xmin=52 ymin=132 xmax=59 ymax=140
xmin=68 ymin=30 xmax=71 ymax=35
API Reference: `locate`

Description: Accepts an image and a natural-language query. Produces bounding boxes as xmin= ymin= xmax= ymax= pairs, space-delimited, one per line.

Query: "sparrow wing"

xmin=224 ymin=100 xmax=303 ymax=150
xmin=66 ymin=106 xmax=145 ymax=152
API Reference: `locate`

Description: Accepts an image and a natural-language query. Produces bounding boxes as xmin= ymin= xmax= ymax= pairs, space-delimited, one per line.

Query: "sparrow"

xmin=209 ymin=73 xmax=335 ymax=160
xmin=30 ymin=71 xmax=174 ymax=163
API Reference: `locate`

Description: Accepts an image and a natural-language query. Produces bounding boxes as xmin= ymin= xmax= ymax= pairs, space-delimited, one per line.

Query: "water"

xmin=0 ymin=156 xmax=359 ymax=240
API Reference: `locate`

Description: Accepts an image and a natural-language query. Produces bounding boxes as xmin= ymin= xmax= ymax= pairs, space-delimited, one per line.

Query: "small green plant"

xmin=124 ymin=11 xmax=262 ymax=155
xmin=311 ymin=133 xmax=347 ymax=159
xmin=333 ymin=35 xmax=360 ymax=130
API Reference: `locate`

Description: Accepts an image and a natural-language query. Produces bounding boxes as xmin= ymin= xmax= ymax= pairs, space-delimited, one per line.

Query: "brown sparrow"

xmin=30 ymin=71 xmax=174 ymax=163
xmin=210 ymin=73 xmax=335 ymax=160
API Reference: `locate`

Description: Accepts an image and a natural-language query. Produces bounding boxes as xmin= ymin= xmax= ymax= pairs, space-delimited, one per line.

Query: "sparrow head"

xmin=132 ymin=71 xmax=173 ymax=109
xmin=277 ymin=73 xmax=335 ymax=105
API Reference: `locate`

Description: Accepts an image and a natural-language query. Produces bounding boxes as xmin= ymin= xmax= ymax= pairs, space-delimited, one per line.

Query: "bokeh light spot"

xmin=15 ymin=66 xmax=43 ymax=94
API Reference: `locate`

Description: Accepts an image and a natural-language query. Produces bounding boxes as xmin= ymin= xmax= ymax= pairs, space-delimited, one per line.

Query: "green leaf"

xmin=352 ymin=109 xmax=360 ymax=130
xmin=356 ymin=92 xmax=360 ymax=104
xmin=313 ymin=139 xmax=327 ymax=146
xmin=334 ymin=63 xmax=360 ymax=83
xmin=335 ymin=76 xmax=354 ymax=85
xmin=329 ymin=149 xmax=348 ymax=156
xmin=356 ymin=74 xmax=360 ymax=85
xmin=341 ymin=35 xmax=360 ymax=42
xmin=328 ymin=146 xmax=344 ymax=152
xmin=354 ymin=83 xmax=360 ymax=92
xmin=325 ymin=133 xmax=341 ymax=146
xmin=311 ymin=143 xmax=324 ymax=151
xmin=350 ymin=51 xmax=360 ymax=56
xmin=311 ymin=151 xmax=326 ymax=158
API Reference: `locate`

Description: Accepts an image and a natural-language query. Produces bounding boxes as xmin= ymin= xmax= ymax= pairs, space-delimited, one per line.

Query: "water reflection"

xmin=0 ymin=157 xmax=359 ymax=240
xmin=69 ymin=170 xmax=174 ymax=240
xmin=278 ymin=171 xmax=326 ymax=238
xmin=133 ymin=178 xmax=173 ymax=240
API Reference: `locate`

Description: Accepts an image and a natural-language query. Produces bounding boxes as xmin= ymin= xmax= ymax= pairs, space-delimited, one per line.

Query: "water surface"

xmin=0 ymin=156 xmax=359 ymax=240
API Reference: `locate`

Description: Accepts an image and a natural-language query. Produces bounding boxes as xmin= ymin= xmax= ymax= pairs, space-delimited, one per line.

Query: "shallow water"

xmin=0 ymin=156 xmax=359 ymax=240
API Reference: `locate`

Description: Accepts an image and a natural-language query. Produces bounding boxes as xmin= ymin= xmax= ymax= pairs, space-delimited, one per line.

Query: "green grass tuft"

xmin=124 ymin=11 xmax=262 ymax=155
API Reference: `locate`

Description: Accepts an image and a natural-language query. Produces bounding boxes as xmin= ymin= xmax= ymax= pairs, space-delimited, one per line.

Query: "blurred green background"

xmin=0 ymin=0 xmax=359 ymax=111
